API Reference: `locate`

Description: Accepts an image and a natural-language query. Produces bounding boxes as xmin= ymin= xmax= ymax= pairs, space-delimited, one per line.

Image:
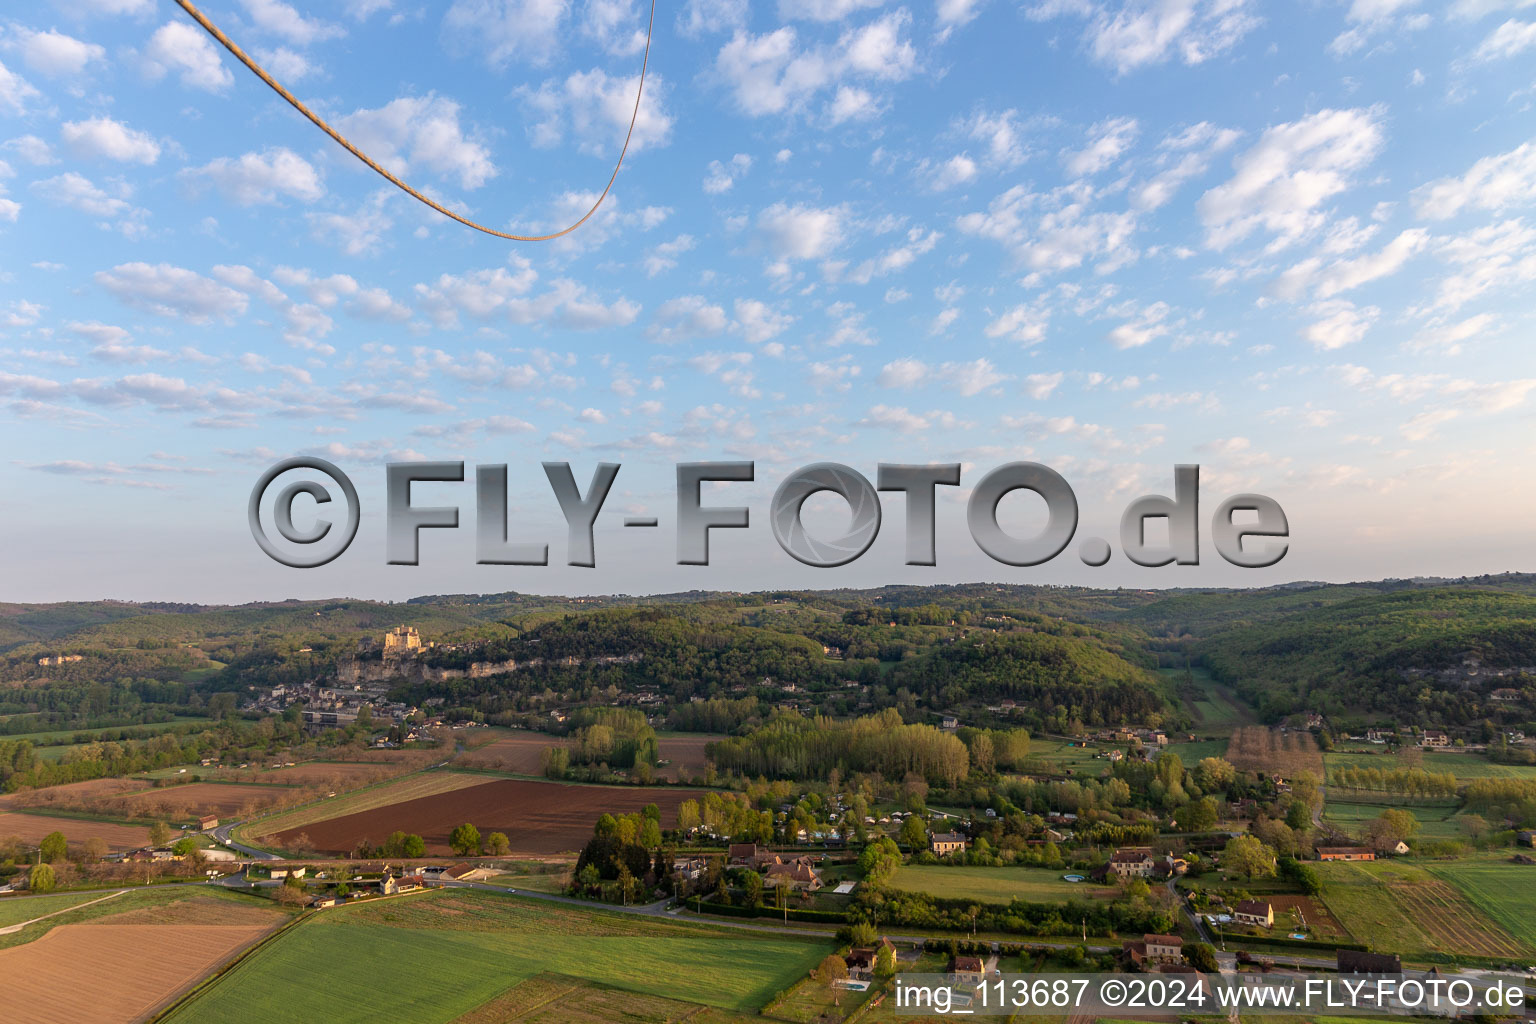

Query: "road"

xmin=208 ymin=821 xmax=282 ymax=860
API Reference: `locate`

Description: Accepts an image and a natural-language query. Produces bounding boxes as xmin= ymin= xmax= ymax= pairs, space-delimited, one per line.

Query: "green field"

xmin=1162 ymin=666 xmax=1254 ymax=735
xmin=1325 ymin=749 xmax=1536 ymax=781
xmin=892 ymin=864 xmax=1104 ymax=903
xmin=1321 ymin=800 xmax=1465 ymax=840
xmin=164 ymin=890 xmax=831 ymax=1024
xmin=1315 ymin=858 xmax=1530 ymax=961
xmin=0 ymin=890 xmax=118 ymax=928
xmin=1424 ymin=854 xmax=1536 ymax=953
xmin=1018 ymin=739 xmax=1109 ymax=777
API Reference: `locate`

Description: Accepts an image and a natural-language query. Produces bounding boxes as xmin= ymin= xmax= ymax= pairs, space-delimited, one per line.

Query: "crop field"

xmin=258 ymin=760 xmax=407 ymax=786
xmin=1316 ymin=859 xmax=1529 ymax=959
xmin=0 ymin=892 xmax=286 ymax=1024
xmin=1018 ymin=739 xmax=1110 ymax=778
xmin=164 ymin=890 xmax=831 ymax=1024
xmin=271 ymin=777 xmax=699 ymax=855
xmin=448 ymin=973 xmax=765 ymax=1024
xmin=0 ymin=776 xmax=144 ymax=810
xmin=243 ymin=770 xmax=488 ymax=843
xmin=1162 ymin=667 xmax=1254 ymax=735
xmin=654 ymin=732 xmax=725 ymax=781
xmin=892 ymin=864 xmax=1106 ymax=903
xmin=0 ymin=890 xmax=118 ymax=928
xmin=455 ymin=730 xmax=564 ymax=774
xmin=1423 ymin=855 xmax=1536 ymax=953
xmin=126 ymin=782 xmax=288 ymax=820
xmin=0 ymin=810 xmax=152 ymax=851
xmin=1225 ymin=727 xmax=1323 ymax=777
xmin=1325 ymin=749 xmax=1536 ymax=781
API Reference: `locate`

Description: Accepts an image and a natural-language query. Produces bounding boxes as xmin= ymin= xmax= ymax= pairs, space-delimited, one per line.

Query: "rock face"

xmin=333 ymin=652 xmax=639 ymax=684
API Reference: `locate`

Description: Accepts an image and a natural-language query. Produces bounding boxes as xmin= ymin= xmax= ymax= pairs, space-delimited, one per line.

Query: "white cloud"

xmin=1197 ymin=107 xmax=1384 ymax=250
xmin=733 ymin=298 xmax=793 ymax=343
xmin=76 ymin=0 xmax=155 ymax=12
xmin=16 ymin=28 xmax=106 ymax=78
xmin=1084 ymin=0 xmax=1260 ymax=75
xmin=1329 ymin=0 xmax=1423 ymax=57
xmin=522 ymin=69 xmax=673 ymax=154
xmin=581 ymin=0 xmax=649 ymax=54
xmin=144 ymin=21 xmax=234 ymax=92
xmin=1472 ymin=18 xmax=1536 ymax=60
xmin=937 ymin=0 xmax=987 ymax=36
xmin=337 ymin=96 xmax=496 ymax=189
xmin=1024 ymin=371 xmax=1064 ymax=398
xmin=238 ymin=0 xmax=345 ymax=46
xmin=32 ymin=172 xmax=130 ymax=217
xmin=677 ymin=0 xmax=748 ymax=36
xmin=1107 ymin=300 xmax=1172 ymax=349
xmin=877 ymin=357 xmax=927 ymax=388
xmin=0 ymin=60 xmax=41 ymax=115
xmin=444 ymin=0 xmax=570 ymax=66
xmin=1413 ymin=141 xmax=1536 ymax=220
xmin=307 ymin=192 xmax=395 ymax=256
xmin=1407 ymin=312 xmax=1496 ymax=355
xmin=714 ymin=12 xmax=916 ymax=118
xmin=60 ymin=118 xmax=161 ymax=164
xmin=779 ymin=0 xmax=888 ymax=20
xmin=182 ymin=148 xmax=325 ymax=205
xmin=827 ymin=85 xmax=882 ymax=124
xmin=1422 ymin=218 xmax=1536 ymax=312
xmin=961 ymin=108 xmax=1029 ymax=167
xmin=703 ymin=153 xmax=752 ymax=194
xmin=928 ymin=153 xmax=978 ymax=190
xmin=958 ymin=185 xmax=1138 ymax=273
xmin=983 ymin=302 xmax=1050 ymax=343
xmin=95 ymin=263 xmax=250 ymax=323
xmin=757 ymin=202 xmax=846 ymax=260
xmin=413 ymin=260 xmax=539 ymax=328
xmin=858 ymin=404 xmax=930 ymax=431
xmin=648 ymin=295 xmax=730 ymax=341
xmin=643 ymin=234 xmax=696 ymax=276
xmin=1302 ymin=299 xmax=1378 ymax=349
xmin=4 ymin=135 xmax=53 ymax=164
xmin=1063 ymin=116 xmax=1138 ymax=176
xmin=256 ymin=47 xmax=316 ymax=81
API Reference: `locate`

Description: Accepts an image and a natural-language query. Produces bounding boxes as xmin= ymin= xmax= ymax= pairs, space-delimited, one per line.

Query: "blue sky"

xmin=1 ymin=0 xmax=1535 ymax=602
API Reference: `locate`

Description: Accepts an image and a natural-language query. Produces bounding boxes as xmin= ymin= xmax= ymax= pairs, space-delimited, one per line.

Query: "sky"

xmin=1 ymin=0 xmax=1535 ymax=603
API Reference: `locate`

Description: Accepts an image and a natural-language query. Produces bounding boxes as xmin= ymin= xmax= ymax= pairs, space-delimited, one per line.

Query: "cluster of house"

xmin=725 ymin=844 xmax=828 ymax=890
xmin=1101 ymin=847 xmax=1189 ymax=881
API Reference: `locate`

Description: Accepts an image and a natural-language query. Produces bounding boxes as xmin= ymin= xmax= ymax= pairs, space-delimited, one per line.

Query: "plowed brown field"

xmin=1 ymin=916 xmax=280 ymax=1024
xmin=273 ymin=778 xmax=699 ymax=855
xmin=126 ymin=783 xmax=285 ymax=819
xmin=0 ymin=812 xmax=152 ymax=852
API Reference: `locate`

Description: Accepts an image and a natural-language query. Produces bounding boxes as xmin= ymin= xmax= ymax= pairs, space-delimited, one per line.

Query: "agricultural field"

xmin=0 ymin=810 xmax=153 ymax=852
xmin=891 ymin=864 xmax=1108 ymax=903
xmin=241 ymin=770 xmax=488 ymax=844
xmin=1225 ymin=727 xmax=1323 ymax=777
xmin=454 ymin=730 xmax=564 ymax=774
xmin=0 ymin=890 xmax=288 ymax=1024
xmin=0 ymin=776 xmax=145 ymax=811
xmin=163 ymin=889 xmax=831 ymax=1024
xmin=1423 ymin=854 xmax=1536 ymax=954
xmin=126 ymin=782 xmax=290 ymax=820
xmin=1264 ymin=893 xmax=1350 ymax=941
xmin=1321 ymin=800 xmax=1465 ymax=840
xmin=271 ymin=778 xmax=699 ymax=855
xmin=1325 ymin=749 xmax=1536 ymax=781
xmin=448 ymin=973 xmax=765 ymax=1024
xmin=1316 ymin=858 xmax=1531 ymax=960
xmin=1018 ymin=739 xmax=1112 ymax=778
xmin=1162 ymin=667 xmax=1254 ymax=735
xmin=0 ymin=890 xmax=120 ymax=929
xmin=654 ymin=732 xmax=725 ymax=781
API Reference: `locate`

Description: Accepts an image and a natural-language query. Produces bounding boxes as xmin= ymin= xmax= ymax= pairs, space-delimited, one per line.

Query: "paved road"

xmin=208 ymin=821 xmax=281 ymax=860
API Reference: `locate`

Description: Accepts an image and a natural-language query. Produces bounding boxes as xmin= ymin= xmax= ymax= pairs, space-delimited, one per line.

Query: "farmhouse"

xmin=1317 ymin=847 xmax=1376 ymax=862
xmin=1518 ymin=830 xmax=1536 ymax=848
xmin=947 ymin=955 xmax=991 ymax=984
xmin=1378 ymin=840 xmax=1410 ymax=856
xmin=199 ymin=814 xmax=220 ymax=831
xmin=728 ymin=843 xmax=759 ymax=865
xmin=1123 ymin=933 xmax=1183 ymax=967
xmin=1233 ymin=900 xmax=1273 ymax=928
xmin=764 ymin=860 xmax=823 ymax=891
xmin=1109 ymin=847 xmax=1157 ymax=878
xmin=930 ymin=832 xmax=969 ymax=856
xmin=1490 ymin=688 xmax=1520 ymax=702
xmin=1420 ymin=730 xmax=1450 ymax=747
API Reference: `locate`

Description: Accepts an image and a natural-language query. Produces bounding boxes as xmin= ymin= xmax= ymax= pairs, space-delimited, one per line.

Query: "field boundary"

xmin=142 ymin=901 xmax=308 ymax=1024
xmin=0 ymin=888 xmax=127 ymax=935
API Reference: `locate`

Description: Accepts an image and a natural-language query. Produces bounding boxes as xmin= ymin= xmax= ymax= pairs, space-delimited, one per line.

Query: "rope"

xmin=174 ymin=0 xmax=655 ymax=242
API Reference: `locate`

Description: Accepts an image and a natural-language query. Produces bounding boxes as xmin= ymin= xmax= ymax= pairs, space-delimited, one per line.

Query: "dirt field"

xmin=1225 ymin=727 xmax=1323 ymax=777
xmin=655 ymin=734 xmax=723 ymax=781
xmin=125 ymin=783 xmax=286 ymax=820
xmin=273 ymin=779 xmax=701 ymax=855
xmin=0 ymin=811 xmax=153 ymax=852
xmin=0 ymin=778 xmax=145 ymax=811
xmin=457 ymin=732 xmax=565 ymax=774
xmin=259 ymin=761 xmax=401 ymax=787
xmin=1 ymin=898 xmax=284 ymax=1024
